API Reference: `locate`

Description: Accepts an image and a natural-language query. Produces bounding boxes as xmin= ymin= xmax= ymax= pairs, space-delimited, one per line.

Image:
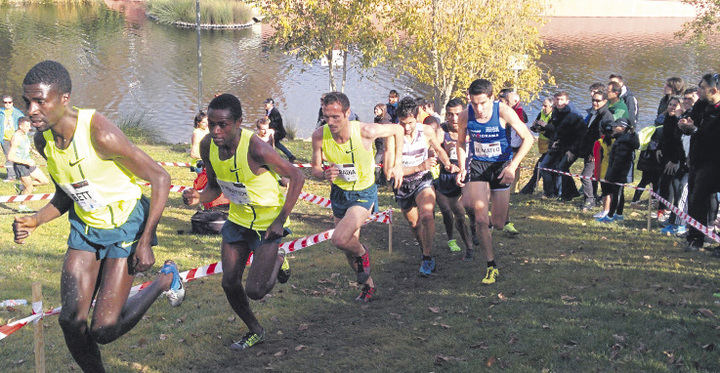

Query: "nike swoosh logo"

xmin=345 ymin=148 xmax=355 ymax=154
xmin=120 ymin=239 xmax=138 ymax=248
xmin=230 ymin=168 xmax=240 ymax=173
xmin=69 ymin=158 xmax=85 ymax=167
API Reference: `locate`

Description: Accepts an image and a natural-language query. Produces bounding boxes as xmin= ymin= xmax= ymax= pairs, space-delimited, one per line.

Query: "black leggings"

xmin=631 ymin=169 xmax=661 ymax=202
xmin=603 ymin=184 xmax=625 ymax=217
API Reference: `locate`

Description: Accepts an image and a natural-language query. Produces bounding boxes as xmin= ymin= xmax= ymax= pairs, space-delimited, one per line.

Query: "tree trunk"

xmin=328 ymin=51 xmax=336 ymax=91
xmin=341 ymin=50 xmax=348 ymax=93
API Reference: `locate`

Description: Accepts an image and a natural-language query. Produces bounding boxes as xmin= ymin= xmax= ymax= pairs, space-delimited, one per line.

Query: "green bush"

xmin=147 ymin=0 xmax=254 ymax=25
xmin=117 ymin=111 xmax=164 ymax=145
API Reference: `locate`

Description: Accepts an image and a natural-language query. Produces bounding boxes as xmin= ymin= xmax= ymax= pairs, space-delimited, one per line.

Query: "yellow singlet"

xmin=44 ymin=109 xmax=142 ymax=229
xmin=210 ymin=129 xmax=285 ymax=230
xmin=321 ymin=121 xmax=375 ymax=191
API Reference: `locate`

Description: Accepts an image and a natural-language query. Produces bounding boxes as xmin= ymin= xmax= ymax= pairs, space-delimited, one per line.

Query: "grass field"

xmin=1 ymin=139 xmax=719 ymax=372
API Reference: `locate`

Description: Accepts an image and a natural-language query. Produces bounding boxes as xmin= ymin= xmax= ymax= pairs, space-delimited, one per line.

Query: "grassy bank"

xmin=0 ymin=140 xmax=718 ymax=371
xmin=146 ymin=0 xmax=254 ymax=26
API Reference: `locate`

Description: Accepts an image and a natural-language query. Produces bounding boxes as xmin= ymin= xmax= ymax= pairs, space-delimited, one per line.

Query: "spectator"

xmin=679 ymin=73 xmax=720 ymax=252
xmin=520 ymin=97 xmax=553 ymax=195
xmin=631 ymin=118 xmax=664 ymax=206
xmin=1 ymin=95 xmax=24 ymax=182
xmin=386 ymin=89 xmax=399 ymax=123
xmin=579 ymin=89 xmax=613 ymax=211
xmin=422 ymin=98 xmax=443 ymax=124
xmin=539 ymin=91 xmax=585 ymax=200
xmin=264 ymin=98 xmax=296 ymax=162
xmin=190 ymin=111 xmax=208 ymax=160
xmin=596 ymin=118 xmax=639 ymax=222
xmin=657 ymin=96 xmax=689 ymax=235
xmin=373 ymin=103 xmax=392 ymax=185
xmin=656 ymin=77 xmax=685 ymax=124
xmin=316 ymin=93 xmax=327 ymax=127
xmin=607 ymin=81 xmax=630 ymax=121
xmin=609 ymin=74 xmax=639 ymax=127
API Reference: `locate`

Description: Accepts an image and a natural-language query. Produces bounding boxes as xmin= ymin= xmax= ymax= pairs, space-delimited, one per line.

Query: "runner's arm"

xmin=310 ymin=127 xmax=330 ymax=180
xmin=91 ymin=113 xmax=170 ymax=271
xmin=361 ymin=122 xmax=404 ymax=189
xmin=455 ymin=111 xmax=469 ymax=186
xmin=250 ymin=134 xmax=305 ymax=238
xmin=193 ymin=135 xmax=222 ymax=204
xmin=425 ymin=124 xmax=453 ymax=171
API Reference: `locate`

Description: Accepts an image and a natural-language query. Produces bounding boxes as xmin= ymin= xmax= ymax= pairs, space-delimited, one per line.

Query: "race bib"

xmin=336 ymin=163 xmax=358 ymax=182
xmin=60 ymin=180 xmax=107 ymax=212
xmin=217 ymin=179 xmax=251 ymax=205
xmin=448 ymin=146 xmax=458 ymax=161
xmin=473 ymin=141 xmax=502 ymax=158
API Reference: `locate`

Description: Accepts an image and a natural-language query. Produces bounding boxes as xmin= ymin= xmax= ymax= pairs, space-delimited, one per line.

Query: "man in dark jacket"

xmin=680 ymin=73 xmax=720 ymax=252
xmin=610 ymin=74 xmax=639 ymax=127
xmin=386 ymin=90 xmax=399 ymax=123
xmin=540 ymin=91 xmax=586 ymax=199
xmin=265 ymin=98 xmax=296 ymax=162
xmin=575 ymin=90 xmax=614 ymax=209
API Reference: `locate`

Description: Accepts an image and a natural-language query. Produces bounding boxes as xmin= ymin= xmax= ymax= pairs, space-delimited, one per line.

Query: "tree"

xmin=677 ymin=0 xmax=720 ymax=44
xmin=390 ymin=0 xmax=553 ymax=112
xmin=254 ymin=0 xmax=389 ymax=92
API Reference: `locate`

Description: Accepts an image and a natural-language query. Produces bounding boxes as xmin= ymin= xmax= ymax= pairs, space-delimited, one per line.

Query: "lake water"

xmin=0 ymin=3 xmax=718 ymax=142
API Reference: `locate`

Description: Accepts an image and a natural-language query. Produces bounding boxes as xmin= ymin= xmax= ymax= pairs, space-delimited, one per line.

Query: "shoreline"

xmin=543 ymin=0 xmax=697 ymax=18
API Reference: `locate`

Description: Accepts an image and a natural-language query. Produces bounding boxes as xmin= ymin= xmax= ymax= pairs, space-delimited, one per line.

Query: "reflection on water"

xmin=0 ymin=5 xmax=718 ymax=142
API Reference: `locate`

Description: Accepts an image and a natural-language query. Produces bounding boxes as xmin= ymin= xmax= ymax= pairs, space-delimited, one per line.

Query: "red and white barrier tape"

xmin=0 ymin=208 xmax=392 ymax=341
xmin=0 ymin=193 xmax=54 ymax=204
xmin=298 ymin=191 xmax=332 ymax=208
xmin=539 ymin=166 xmax=720 ymax=243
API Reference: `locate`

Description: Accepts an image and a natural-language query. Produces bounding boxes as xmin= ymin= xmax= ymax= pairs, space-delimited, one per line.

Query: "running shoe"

xmin=596 ymin=215 xmax=613 ymax=223
xmin=230 ymin=329 xmax=265 ymax=351
xmin=160 ymin=260 xmax=185 ymax=307
xmin=713 ymin=292 xmax=720 ymax=299
xmin=675 ymin=225 xmax=687 ymax=237
xmin=448 ymin=239 xmax=461 ymax=252
xmin=14 ymin=182 xmax=24 ymax=194
xmin=481 ymin=266 xmax=499 ymax=285
xmin=419 ymin=257 xmax=436 ymax=277
xmin=277 ymin=254 xmax=291 ymax=284
xmin=16 ymin=204 xmax=33 ymax=213
xmin=660 ymin=224 xmax=676 ymax=235
xmin=354 ymin=246 xmax=371 ymax=284
xmin=503 ymin=222 xmax=519 ymax=236
xmin=593 ymin=210 xmax=608 ymax=218
xmin=355 ymin=284 xmax=376 ymax=302
xmin=462 ymin=250 xmax=474 ymax=261
xmin=613 ymin=214 xmax=624 ymax=221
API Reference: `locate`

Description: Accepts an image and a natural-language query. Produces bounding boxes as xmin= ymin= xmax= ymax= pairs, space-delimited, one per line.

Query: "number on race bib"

xmin=473 ymin=141 xmax=502 ymax=158
xmin=60 ymin=180 xmax=108 ymax=212
xmin=336 ymin=163 xmax=358 ymax=182
xmin=217 ymin=180 xmax=251 ymax=205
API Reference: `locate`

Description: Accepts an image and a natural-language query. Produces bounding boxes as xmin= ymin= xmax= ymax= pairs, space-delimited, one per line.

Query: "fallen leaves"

xmin=273 ymin=349 xmax=287 ymax=357
xmin=295 ymin=344 xmax=307 ymax=351
xmin=434 ymin=354 xmax=465 ymax=365
xmin=428 ymin=306 xmax=440 ymax=313
xmin=298 ymin=323 xmax=310 ymax=331
xmin=695 ymin=308 xmax=716 ymax=318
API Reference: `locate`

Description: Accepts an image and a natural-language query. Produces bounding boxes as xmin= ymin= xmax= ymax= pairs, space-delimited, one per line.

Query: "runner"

xmin=387 ymin=97 xmax=457 ymax=276
xmin=182 ymin=93 xmax=304 ymax=350
xmin=433 ymin=98 xmax=474 ymax=260
xmin=12 ymin=60 xmax=183 ymax=372
xmin=456 ymin=79 xmax=533 ymax=285
xmin=311 ymin=91 xmax=404 ymax=302
xmin=7 ymin=116 xmax=49 ymax=212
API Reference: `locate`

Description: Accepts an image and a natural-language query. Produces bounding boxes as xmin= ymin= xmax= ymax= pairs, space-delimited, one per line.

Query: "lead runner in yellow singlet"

xmin=311 ymin=92 xmax=404 ymax=302
xmin=182 ymin=94 xmax=304 ymax=351
xmin=12 ymin=60 xmax=183 ymax=372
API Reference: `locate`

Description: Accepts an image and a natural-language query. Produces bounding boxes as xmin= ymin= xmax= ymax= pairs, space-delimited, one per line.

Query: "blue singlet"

xmin=467 ymin=101 xmax=512 ymax=162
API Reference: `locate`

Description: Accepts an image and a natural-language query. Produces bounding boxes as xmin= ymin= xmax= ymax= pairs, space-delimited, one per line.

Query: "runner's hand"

xmin=421 ymin=157 xmax=437 ymax=171
xmin=456 ymin=169 xmax=467 ymax=187
xmin=182 ymin=188 xmax=200 ymax=206
xmin=13 ymin=215 xmax=38 ymax=244
xmin=265 ymin=219 xmax=285 ymax=241
xmin=130 ymin=242 xmax=155 ymax=273
xmin=389 ymin=165 xmax=404 ymax=189
xmin=324 ymin=163 xmax=339 ymax=182
xmin=498 ymin=165 xmax=516 ymax=185
xmin=664 ymin=162 xmax=679 ymax=175
xmin=446 ymin=163 xmax=460 ymax=173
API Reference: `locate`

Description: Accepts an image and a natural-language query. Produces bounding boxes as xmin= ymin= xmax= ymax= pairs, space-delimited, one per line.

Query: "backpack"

xmin=191 ymin=209 xmax=228 ymax=235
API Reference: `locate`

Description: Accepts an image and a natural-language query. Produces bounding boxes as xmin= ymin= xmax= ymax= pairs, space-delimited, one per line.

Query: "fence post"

xmin=32 ymin=282 xmax=45 ymax=373
xmin=388 ymin=217 xmax=393 ymax=254
xmin=647 ymin=194 xmax=653 ymax=231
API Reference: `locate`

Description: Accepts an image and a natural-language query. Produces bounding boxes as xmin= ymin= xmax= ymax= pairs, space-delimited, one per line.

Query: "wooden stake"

xmin=32 ymin=282 xmax=45 ymax=373
xmin=647 ymin=194 xmax=653 ymax=231
xmin=388 ymin=218 xmax=393 ymax=255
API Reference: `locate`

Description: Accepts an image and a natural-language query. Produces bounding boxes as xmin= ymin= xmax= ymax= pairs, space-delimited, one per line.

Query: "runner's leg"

xmin=333 ymin=205 xmax=374 ymax=288
xmin=415 ymin=188 xmax=436 ymax=257
xmin=90 ymin=257 xmax=173 ymax=344
xmin=490 ymin=188 xmax=511 ymax=233
xmin=58 ymin=249 xmax=104 ymax=372
xmin=450 ymin=195 xmax=472 ymax=251
xmin=245 ymin=238 xmax=284 ymax=300
xmin=463 ymin=182 xmax=492 ymax=261
xmin=435 ymin=190 xmax=454 ymax=240
xmin=221 ymin=240 xmax=262 ymax=334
